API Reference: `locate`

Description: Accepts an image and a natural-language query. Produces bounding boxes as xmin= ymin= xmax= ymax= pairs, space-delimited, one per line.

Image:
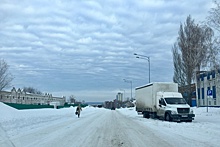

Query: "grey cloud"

xmin=0 ymin=0 xmax=213 ymax=101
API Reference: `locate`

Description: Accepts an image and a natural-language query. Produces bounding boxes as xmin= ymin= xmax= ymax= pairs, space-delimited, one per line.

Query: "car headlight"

xmin=171 ymin=110 xmax=177 ymax=114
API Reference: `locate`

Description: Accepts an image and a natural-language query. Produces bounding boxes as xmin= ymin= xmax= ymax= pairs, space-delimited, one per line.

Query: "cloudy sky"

xmin=0 ymin=0 xmax=214 ymax=102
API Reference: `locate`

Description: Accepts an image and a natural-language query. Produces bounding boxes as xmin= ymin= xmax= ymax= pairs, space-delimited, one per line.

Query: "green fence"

xmin=3 ymin=102 xmax=54 ymax=110
xmin=3 ymin=102 xmax=88 ymax=110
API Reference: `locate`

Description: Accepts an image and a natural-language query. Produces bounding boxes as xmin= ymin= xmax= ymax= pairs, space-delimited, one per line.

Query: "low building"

xmin=104 ymin=100 xmax=116 ymax=109
xmin=0 ymin=87 xmax=65 ymax=106
xmin=196 ymin=70 xmax=220 ymax=107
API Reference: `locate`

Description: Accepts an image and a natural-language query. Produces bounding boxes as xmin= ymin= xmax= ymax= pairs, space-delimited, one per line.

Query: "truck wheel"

xmin=150 ymin=113 xmax=157 ymax=119
xmin=150 ymin=113 xmax=155 ymax=119
xmin=143 ymin=113 xmax=150 ymax=119
xmin=165 ymin=113 xmax=172 ymax=121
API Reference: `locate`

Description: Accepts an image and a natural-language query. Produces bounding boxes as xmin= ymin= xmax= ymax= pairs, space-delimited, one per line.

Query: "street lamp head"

xmin=134 ymin=53 xmax=150 ymax=83
xmin=123 ymin=79 xmax=132 ymax=83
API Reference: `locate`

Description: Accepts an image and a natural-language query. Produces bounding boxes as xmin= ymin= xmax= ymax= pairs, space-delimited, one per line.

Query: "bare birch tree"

xmin=0 ymin=59 xmax=13 ymax=91
xmin=172 ymin=15 xmax=214 ymax=105
xmin=173 ymin=16 xmax=213 ymax=85
xmin=172 ymin=43 xmax=186 ymax=86
xmin=207 ymin=1 xmax=220 ymax=33
xmin=207 ymin=0 xmax=220 ymax=69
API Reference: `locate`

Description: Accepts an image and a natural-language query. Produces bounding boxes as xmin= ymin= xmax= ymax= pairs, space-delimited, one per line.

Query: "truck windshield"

xmin=164 ymin=98 xmax=187 ymax=104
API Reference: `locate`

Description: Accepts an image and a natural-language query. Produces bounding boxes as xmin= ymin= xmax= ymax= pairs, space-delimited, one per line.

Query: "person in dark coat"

xmin=75 ymin=104 xmax=82 ymax=118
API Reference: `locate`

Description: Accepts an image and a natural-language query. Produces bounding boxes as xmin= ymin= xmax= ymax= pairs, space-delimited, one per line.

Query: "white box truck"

xmin=135 ymin=82 xmax=195 ymax=122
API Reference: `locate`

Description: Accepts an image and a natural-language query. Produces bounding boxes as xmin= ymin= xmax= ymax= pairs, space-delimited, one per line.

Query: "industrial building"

xmin=196 ymin=70 xmax=220 ymax=107
xmin=0 ymin=87 xmax=65 ymax=106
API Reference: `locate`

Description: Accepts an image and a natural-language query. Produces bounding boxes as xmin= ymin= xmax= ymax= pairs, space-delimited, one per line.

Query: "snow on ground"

xmin=0 ymin=103 xmax=74 ymax=137
xmin=0 ymin=102 xmax=220 ymax=147
xmin=118 ymin=106 xmax=220 ymax=146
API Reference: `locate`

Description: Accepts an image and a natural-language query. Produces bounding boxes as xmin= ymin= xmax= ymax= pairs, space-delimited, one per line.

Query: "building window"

xmin=198 ymin=88 xmax=200 ymax=99
xmin=207 ymin=72 xmax=211 ymax=80
xmin=212 ymin=71 xmax=215 ymax=78
xmin=213 ymin=86 xmax=216 ymax=98
xmin=214 ymin=100 xmax=216 ymax=105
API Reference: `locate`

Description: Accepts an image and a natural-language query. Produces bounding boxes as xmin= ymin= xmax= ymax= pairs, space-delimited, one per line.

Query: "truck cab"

xmin=156 ymin=92 xmax=195 ymax=122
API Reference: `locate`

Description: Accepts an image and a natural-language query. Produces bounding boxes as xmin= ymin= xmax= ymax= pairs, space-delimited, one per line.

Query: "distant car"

xmin=111 ymin=107 xmax=115 ymax=110
xmin=97 ymin=105 xmax=103 ymax=108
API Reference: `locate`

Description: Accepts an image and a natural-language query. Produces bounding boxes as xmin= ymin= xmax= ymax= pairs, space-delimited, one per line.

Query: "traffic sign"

xmin=207 ymin=90 xmax=212 ymax=96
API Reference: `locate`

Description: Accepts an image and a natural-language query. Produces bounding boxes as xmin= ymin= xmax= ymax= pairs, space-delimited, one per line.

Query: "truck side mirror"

xmin=159 ymin=99 xmax=162 ymax=104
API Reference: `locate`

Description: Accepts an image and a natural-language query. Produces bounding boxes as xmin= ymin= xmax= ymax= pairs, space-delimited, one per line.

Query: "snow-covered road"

xmin=2 ymin=108 xmax=172 ymax=147
xmin=1 ymin=103 xmax=220 ymax=147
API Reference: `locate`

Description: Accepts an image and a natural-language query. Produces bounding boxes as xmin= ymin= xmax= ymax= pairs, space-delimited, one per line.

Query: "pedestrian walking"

xmin=75 ymin=104 xmax=82 ymax=118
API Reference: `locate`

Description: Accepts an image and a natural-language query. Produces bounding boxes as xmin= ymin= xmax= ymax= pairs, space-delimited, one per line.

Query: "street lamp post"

xmin=123 ymin=79 xmax=132 ymax=100
xmin=134 ymin=53 xmax=150 ymax=83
